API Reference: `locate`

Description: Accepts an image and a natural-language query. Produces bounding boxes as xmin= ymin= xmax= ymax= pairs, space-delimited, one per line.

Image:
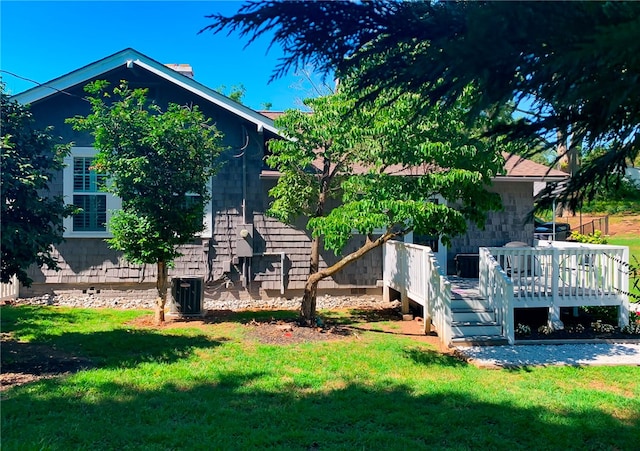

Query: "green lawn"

xmin=608 ymin=232 xmax=640 ymax=302
xmin=2 ymin=306 xmax=639 ymax=450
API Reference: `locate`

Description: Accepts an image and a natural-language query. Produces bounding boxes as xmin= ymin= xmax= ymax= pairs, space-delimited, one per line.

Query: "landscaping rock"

xmin=12 ymin=293 xmax=401 ymax=312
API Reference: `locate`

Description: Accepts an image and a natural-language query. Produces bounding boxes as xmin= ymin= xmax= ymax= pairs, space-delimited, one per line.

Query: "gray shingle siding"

xmin=17 ymin=57 xmax=538 ymax=300
xmin=447 ymin=180 xmax=534 ymax=272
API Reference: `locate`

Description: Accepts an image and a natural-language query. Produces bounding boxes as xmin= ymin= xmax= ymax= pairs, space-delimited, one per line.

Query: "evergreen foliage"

xmin=206 ymin=1 xmax=640 ymax=211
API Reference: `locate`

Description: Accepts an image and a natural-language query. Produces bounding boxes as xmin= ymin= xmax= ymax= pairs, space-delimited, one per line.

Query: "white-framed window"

xmin=63 ymin=147 xmax=120 ymax=238
xmin=185 ymin=192 xmax=213 ymax=238
xmin=63 ymin=147 xmax=213 ymax=239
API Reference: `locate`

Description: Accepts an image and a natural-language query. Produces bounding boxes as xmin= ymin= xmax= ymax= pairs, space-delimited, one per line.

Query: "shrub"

xmin=566 ymin=323 xmax=585 ymax=334
xmin=621 ymin=323 xmax=640 ymax=335
xmin=515 ymin=323 xmax=531 ymax=337
xmin=569 ymin=230 xmax=608 ymax=244
xmin=537 ymin=325 xmax=553 ymax=335
xmin=591 ymin=320 xmax=616 ymax=334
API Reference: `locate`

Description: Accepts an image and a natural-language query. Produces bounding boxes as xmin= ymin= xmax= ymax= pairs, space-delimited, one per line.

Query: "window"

xmin=184 ymin=192 xmax=212 ymax=237
xmin=63 ymin=147 xmax=213 ymax=238
xmin=63 ymin=147 xmax=120 ymax=237
xmin=72 ymin=157 xmax=107 ymax=231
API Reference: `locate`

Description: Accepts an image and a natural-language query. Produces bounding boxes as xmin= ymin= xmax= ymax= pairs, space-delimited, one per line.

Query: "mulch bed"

xmin=243 ymin=318 xmax=354 ymax=345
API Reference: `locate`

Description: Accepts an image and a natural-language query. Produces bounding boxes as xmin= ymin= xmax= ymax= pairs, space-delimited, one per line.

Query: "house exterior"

xmin=11 ymin=49 xmax=568 ymax=304
xmin=446 ymin=155 xmax=568 ymax=272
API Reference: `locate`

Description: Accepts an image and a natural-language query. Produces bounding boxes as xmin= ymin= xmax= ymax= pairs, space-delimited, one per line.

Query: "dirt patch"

xmin=243 ymin=318 xmax=353 ymax=345
xmin=1 ymin=335 xmax=94 ymax=392
xmin=126 ymin=308 xmax=452 ymax=351
xmin=560 ymin=214 xmax=640 ymax=236
xmin=240 ymin=309 xmax=454 ymax=353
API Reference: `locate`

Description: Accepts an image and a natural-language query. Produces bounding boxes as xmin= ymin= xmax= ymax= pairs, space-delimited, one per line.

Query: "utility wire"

xmin=0 ymin=69 xmax=87 ymax=101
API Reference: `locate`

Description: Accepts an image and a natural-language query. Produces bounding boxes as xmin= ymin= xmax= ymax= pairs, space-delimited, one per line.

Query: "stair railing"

xmin=425 ymin=250 xmax=452 ymax=345
xmin=384 ymin=240 xmax=452 ymax=346
xmin=479 ymin=247 xmax=515 ymax=344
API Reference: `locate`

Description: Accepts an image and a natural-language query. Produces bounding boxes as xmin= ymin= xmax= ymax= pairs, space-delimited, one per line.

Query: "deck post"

xmin=506 ymin=288 xmax=515 ymax=345
xmin=423 ymin=315 xmax=432 ymax=335
xmin=548 ymin=247 xmax=564 ymax=330
xmin=618 ymin=246 xmax=630 ymax=328
xmin=401 ymin=289 xmax=410 ymax=314
xmin=619 ymin=302 xmax=630 ymax=329
xmin=383 ymin=284 xmax=390 ymax=303
xmin=548 ymin=305 xmax=563 ymax=330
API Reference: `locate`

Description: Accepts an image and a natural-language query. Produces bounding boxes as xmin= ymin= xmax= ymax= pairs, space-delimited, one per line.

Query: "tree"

xmin=215 ymin=83 xmax=246 ymax=104
xmin=68 ymin=81 xmax=223 ymax=323
xmin=1 ymin=87 xmax=73 ymax=286
xmin=205 ymin=1 xmax=640 ymax=211
xmin=268 ymin=82 xmax=505 ymax=324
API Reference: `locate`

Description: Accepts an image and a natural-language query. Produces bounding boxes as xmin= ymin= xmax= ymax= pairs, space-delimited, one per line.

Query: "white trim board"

xmin=11 ymin=48 xmax=280 ymax=136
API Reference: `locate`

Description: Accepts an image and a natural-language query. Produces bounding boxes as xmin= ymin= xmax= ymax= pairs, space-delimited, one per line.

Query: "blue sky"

xmin=1 ymin=1 xmax=317 ymax=111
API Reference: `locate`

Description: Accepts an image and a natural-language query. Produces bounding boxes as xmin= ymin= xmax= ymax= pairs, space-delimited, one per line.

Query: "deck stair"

xmin=449 ymin=278 xmax=508 ymax=346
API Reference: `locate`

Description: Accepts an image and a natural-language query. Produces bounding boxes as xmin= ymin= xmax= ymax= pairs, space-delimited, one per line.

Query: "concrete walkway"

xmin=457 ymin=342 xmax=640 ymax=368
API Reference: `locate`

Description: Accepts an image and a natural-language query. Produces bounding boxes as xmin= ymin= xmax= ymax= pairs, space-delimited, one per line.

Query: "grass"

xmin=2 ymin=306 xmax=640 ymax=450
xmin=607 ymin=232 xmax=640 ymax=302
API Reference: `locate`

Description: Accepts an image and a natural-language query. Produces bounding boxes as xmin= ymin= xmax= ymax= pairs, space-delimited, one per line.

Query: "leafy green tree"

xmin=215 ymin=83 xmax=246 ymax=104
xmin=1 ymin=88 xmax=73 ymax=286
xmin=205 ymin=1 xmax=640 ymax=210
xmin=68 ymin=81 xmax=223 ymax=323
xmin=268 ymin=83 xmax=504 ymax=324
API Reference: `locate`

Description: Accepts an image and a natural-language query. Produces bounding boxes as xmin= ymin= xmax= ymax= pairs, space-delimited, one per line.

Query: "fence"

xmin=575 ymin=216 xmax=609 ymax=236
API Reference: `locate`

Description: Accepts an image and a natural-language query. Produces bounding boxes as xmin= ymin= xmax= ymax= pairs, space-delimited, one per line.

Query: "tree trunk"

xmin=300 ymin=156 xmax=330 ymax=325
xmin=299 ymin=230 xmax=404 ymax=325
xmin=300 ymin=235 xmax=321 ymax=325
xmin=300 ymin=279 xmax=319 ymax=326
xmin=556 ymin=129 xmax=569 ymax=217
xmin=556 ymin=129 xmax=569 ymax=173
xmin=155 ymin=260 xmax=168 ymax=324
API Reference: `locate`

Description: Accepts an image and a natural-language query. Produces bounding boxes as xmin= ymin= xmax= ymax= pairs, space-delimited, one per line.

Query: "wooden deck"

xmin=384 ymin=240 xmax=631 ymax=347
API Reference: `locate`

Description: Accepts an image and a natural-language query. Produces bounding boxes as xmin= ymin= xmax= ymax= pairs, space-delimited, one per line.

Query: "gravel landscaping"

xmin=9 ymin=293 xmax=398 ymax=312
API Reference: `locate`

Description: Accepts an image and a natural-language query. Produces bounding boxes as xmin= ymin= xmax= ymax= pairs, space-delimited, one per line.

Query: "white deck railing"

xmin=385 ymin=240 xmax=631 ymax=347
xmin=484 ymin=241 xmax=630 ymax=330
xmin=479 ymin=248 xmax=515 ymax=343
xmin=1 ymin=275 xmax=20 ymax=301
xmin=383 ymin=241 xmax=452 ymax=345
xmin=486 ymin=242 xmax=629 ymax=303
